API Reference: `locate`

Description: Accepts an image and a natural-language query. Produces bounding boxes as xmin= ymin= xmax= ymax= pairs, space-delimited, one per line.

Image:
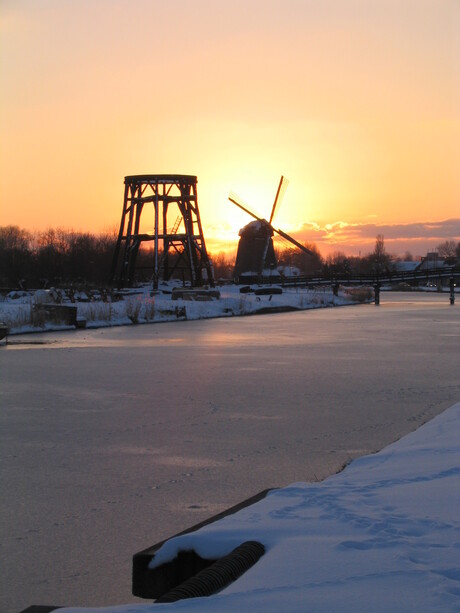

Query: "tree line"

xmin=1 ymin=225 xmax=459 ymax=289
xmin=212 ymin=235 xmax=460 ymax=280
xmin=0 ymin=226 xmax=117 ymax=288
xmin=0 ymin=225 xmax=193 ymax=288
xmin=211 ymin=236 xmax=392 ymax=279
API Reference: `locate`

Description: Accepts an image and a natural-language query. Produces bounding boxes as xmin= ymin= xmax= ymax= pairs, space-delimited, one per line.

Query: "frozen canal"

xmin=1 ymin=293 xmax=459 ymax=612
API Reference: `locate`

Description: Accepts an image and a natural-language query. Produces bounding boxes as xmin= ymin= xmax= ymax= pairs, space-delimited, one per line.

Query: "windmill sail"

xmin=274 ymin=227 xmax=313 ymax=255
xmin=229 ymin=177 xmax=314 ymax=282
xmin=228 ymin=194 xmax=262 ymax=221
xmin=269 ymin=176 xmax=289 ymax=224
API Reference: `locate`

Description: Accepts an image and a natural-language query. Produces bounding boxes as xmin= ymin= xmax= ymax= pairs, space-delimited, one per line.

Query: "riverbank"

xmin=0 ymin=283 xmax=371 ymax=336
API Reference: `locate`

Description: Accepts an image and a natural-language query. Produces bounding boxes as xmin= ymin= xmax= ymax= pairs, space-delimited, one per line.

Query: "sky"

xmin=1 ymin=0 xmax=459 ymax=257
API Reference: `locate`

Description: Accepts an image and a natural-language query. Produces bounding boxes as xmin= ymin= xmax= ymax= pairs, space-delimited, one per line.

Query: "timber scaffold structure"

xmin=110 ymin=174 xmax=214 ymax=289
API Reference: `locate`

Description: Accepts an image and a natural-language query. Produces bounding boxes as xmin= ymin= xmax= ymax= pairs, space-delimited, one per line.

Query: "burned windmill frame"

xmin=229 ymin=176 xmax=314 ymax=284
xmin=110 ymin=174 xmax=214 ymax=289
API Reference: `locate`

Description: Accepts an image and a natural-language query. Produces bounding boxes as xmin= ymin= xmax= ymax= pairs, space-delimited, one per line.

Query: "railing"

xmin=278 ymin=265 xmax=459 ymax=288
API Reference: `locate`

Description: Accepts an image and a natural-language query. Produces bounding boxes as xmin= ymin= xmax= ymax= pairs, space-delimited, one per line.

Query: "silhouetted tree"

xmin=437 ymin=240 xmax=458 ymax=258
xmin=211 ymin=252 xmax=234 ymax=280
xmin=0 ymin=226 xmax=33 ymax=287
xmin=294 ymin=242 xmax=323 ymax=275
xmin=0 ymin=225 xmax=118 ymax=288
xmin=35 ymin=228 xmax=68 ymax=284
xmin=367 ymin=234 xmax=391 ymax=273
xmin=276 ymin=242 xmax=323 ymax=276
xmin=0 ymin=225 xmax=31 ymax=251
xmin=323 ymin=251 xmax=351 ymax=276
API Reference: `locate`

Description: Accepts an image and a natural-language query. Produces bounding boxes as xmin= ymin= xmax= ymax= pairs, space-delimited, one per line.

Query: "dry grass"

xmin=126 ymin=298 xmax=142 ymax=323
xmin=126 ymin=296 xmax=155 ymax=323
xmin=342 ymin=286 xmax=374 ymax=302
xmin=80 ymin=302 xmax=113 ymax=322
xmin=238 ymin=295 xmax=249 ymax=313
xmin=309 ymin=293 xmax=327 ymax=306
xmin=0 ymin=302 xmax=34 ymax=329
xmin=142 ymin=297 xmax=156 ymax=321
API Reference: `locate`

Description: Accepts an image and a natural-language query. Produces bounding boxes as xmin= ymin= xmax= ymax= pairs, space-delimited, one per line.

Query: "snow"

xmin=0 ymin=283 xmax=370 ymax=336
xmin=59 ymin=401 xmax=460 ymax=613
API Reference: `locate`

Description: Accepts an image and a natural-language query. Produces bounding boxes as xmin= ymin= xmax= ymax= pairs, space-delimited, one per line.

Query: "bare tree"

xmin=437 ymin=240 xmax=457 ymax=258
xmin=210 ymin=252 xmax=234 ymax=280
xmin=371 ymin=234 xmax=390 ymax=271
xmin=299 ymin=241 xmax=323 ymax=275
xmin=324 ymin=251 xmax=351 ymax=275
xmin=0 ymin=226 xmax=33 ymax=287
xmin=374 ymin=233 xmax=385 ymax=259
xmin=276 ymin=242 xmax=323 ymax=276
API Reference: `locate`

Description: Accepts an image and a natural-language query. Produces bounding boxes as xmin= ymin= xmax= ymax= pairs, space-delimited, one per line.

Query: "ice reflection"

xmin=3 ymin=292 xmax=452 ymax=353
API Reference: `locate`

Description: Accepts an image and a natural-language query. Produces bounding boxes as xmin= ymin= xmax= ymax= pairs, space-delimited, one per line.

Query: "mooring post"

xmin=374 ymin=282 xmax=381 ymax=306
xmin=450 ymin=277 xmax=455 ymax=305
xmin=0 ymin=323 xmax=8 ymax=345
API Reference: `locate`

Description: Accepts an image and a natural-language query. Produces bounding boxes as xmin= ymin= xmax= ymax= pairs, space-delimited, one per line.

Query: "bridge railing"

xmin=277 ymin=265 xmax=459 ymax=288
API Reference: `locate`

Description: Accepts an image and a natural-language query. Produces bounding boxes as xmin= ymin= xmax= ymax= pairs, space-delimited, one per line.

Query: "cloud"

xmin=288 ymin=218 xmax=460 ymax=256
xmin=206 ymin=218 xmax=460 ymax=257
xmin=336 ymin=219 xmax=460 ymax=241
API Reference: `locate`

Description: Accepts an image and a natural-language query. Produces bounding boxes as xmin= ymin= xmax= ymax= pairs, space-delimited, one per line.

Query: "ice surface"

xmin=60 ymin=402 xmax=460 ymax=612
xmin=1 ymin=292 xmax=458 ymax=611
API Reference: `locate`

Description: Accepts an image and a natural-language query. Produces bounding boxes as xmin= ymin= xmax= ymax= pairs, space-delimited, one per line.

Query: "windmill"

xmin=229 ymin=176 xmax=314 ymax=283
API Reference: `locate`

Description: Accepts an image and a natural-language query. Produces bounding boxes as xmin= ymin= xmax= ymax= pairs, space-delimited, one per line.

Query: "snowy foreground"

xmin=60 ymin=401 xmax=460 ymax=613
xmin=0 ymin=284 xmax=371 ymax=335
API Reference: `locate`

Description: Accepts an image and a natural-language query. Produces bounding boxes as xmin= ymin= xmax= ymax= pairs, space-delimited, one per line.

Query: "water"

xmin=1 ymin=292 xmax=458 ymax=612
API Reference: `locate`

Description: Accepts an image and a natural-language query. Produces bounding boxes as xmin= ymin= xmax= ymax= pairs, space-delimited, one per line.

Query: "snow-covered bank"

xmin=59 ymin=401 xmax=460 ymax=613
xmin=0 ymin=284 xmax=372 ymax=335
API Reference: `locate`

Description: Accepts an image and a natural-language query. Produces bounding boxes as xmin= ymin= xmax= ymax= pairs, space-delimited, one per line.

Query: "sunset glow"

xmin=1 ymin=0 xmax=459 ymax=258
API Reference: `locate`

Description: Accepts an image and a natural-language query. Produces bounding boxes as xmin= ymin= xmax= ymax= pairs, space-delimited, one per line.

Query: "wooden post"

xmin=374 ymin=282 xmax=380 ymax=306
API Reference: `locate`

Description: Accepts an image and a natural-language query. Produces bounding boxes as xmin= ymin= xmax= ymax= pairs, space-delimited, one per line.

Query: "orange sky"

xmin=1 ymin=0 xmax=459 ymax=257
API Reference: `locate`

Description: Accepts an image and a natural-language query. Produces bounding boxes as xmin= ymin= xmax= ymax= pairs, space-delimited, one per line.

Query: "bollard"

xmin=0 ymin=322 xmax=8 ymax=344
xmin=374 ymin=283 xmax=380 ymax=306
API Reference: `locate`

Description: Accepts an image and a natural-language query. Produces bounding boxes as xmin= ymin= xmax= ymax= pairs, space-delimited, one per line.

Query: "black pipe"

xmin=156 ymin=540 xmax=265 ymax=603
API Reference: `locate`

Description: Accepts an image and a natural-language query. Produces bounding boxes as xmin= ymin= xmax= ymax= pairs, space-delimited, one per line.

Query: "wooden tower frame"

xmin=110 ymin=174 xmax=214 ymax=289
